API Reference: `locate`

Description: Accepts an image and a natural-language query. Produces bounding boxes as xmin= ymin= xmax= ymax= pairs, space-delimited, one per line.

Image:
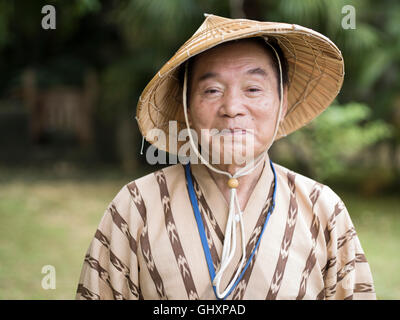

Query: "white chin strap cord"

xmin=182 ymin=37 xmax=284 ymax=299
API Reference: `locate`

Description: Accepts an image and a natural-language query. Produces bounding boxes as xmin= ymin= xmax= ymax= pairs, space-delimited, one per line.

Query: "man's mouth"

xmin=219 ymin=128 xmax=249 ymax=136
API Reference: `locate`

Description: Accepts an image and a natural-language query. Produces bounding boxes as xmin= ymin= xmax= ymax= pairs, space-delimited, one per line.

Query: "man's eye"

xmin=204 ymin=88 xmax=220 ymax=94
xmin=247 ymin=87 xmax=261 ymax=92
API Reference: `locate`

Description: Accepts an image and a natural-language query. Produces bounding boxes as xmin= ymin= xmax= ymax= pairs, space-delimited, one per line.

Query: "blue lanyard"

xmin=184 ymin=160 xmax=277 ymax=300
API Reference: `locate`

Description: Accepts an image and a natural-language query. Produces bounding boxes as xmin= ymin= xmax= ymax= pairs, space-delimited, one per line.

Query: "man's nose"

xmin=219 ymin=89 xmax=246 ymax=118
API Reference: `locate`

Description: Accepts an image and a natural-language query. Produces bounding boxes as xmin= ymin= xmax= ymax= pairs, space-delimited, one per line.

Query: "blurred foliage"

xmin=0 ymin=0 xmax=399 ymax=188
xmin=282 ymin=102 xmax=393 ymax=181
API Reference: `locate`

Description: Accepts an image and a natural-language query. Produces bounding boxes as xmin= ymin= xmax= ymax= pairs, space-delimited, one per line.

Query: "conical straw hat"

xmin=136 ymin=14 xmax=344 ymax=154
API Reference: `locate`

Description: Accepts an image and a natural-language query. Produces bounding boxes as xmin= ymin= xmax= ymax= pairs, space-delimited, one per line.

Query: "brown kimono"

xmin=76 ymin=162 xmax=376 ymax=300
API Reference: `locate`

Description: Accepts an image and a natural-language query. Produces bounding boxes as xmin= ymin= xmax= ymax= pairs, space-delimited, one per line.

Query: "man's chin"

xmin=202 ymin=145 xmax=257 ymax=166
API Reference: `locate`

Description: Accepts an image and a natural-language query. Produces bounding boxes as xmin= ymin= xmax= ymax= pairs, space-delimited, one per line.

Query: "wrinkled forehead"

xmin=185 ymin=39 xmax=280 ymax=92
xmin=191 ymin=39 xmax=276 ymax=74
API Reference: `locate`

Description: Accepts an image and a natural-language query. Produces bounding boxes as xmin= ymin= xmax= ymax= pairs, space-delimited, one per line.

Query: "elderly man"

xmin=76 ymin=14 xmax=376 ymax=300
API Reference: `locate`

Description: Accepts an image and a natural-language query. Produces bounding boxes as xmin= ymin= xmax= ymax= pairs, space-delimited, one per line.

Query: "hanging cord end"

xmin=140 ymin=136 xmax=145 ymax=155
xmin=134 ymin=115 xmax=146 ymax=155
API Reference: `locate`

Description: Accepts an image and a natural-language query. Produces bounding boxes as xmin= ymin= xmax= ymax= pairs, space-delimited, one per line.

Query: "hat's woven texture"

xmin=136 ymin=14 xmax=344 ymax=153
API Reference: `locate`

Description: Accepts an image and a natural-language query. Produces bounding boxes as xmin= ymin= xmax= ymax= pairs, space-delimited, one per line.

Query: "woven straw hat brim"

xmin=136 ymin=14 xmax=344 ymax=154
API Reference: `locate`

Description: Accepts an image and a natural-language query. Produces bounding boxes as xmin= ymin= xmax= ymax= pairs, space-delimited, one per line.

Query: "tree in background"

xmin=0 ymin=0 xmax=398 ymax=191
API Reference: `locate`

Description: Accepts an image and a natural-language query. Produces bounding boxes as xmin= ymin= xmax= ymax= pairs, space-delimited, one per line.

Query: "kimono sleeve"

xmin=75 ymin=184 xmax=143 ymax=300
xmin=322 ymin=187 xmax=376 ymax=300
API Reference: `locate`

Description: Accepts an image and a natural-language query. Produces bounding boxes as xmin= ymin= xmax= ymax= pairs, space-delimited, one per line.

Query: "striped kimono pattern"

xmin=76 ymin=162 xmax=376 ymax=300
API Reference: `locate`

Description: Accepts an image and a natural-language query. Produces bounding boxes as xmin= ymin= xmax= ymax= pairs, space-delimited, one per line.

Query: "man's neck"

xmin=205 ymin=153 xmax=270 ymax=211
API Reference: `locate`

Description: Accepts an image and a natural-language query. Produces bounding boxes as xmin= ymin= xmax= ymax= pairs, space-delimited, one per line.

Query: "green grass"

xmin=0 ymin=168 xmax=399 ymax=299
xmin=339 ymin=191 xmax=400 ymax=300
xmin=0 ymin=169 xmax=132 ymax=300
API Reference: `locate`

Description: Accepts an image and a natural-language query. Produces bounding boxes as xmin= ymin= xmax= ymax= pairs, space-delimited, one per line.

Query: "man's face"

xmin=188 ymin=40 xmax=287 ymax=165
